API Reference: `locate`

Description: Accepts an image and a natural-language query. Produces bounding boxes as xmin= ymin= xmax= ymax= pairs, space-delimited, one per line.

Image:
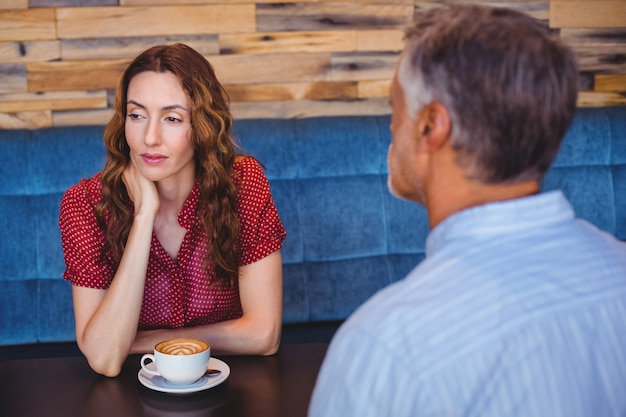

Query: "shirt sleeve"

xmin=59 ymin=176 xmax=114 ymax=289
xmin=235 ymin=157 xmax=287 ymax=266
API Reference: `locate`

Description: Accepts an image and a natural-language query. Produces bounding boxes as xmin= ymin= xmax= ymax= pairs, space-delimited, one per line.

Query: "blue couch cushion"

xmin=0 ymin=107 xmax=624 ymax=345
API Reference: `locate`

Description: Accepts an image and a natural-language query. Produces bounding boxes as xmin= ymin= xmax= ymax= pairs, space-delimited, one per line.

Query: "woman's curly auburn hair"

xmin=96 ymin=43 xmax=241 ymax=287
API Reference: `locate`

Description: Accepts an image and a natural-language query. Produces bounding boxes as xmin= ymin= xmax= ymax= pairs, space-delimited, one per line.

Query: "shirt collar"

xmin=426 ymin=191 xmax=575 ymax=256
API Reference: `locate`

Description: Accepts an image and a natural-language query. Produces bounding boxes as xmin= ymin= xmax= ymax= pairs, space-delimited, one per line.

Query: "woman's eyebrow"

xmin=127 ymin=100 xmax=189 ymax=112
xmin=127 ymin=99 xmax=145 ymax=109
xmin=163 ymin=104 xmax=190 ymax=112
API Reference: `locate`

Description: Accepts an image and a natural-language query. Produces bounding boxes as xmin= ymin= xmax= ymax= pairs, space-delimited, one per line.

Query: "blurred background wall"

xmin=0 ymin=0 xmax=625 ymax=129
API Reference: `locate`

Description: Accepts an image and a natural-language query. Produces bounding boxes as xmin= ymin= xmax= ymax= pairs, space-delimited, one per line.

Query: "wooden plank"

xmin=550 ymin=1 xmax=626 ymax=28
xmin=0 ymin=111 xmax=51 ymax=129
xmin=317 ymin=0 xmax=413 ymax=2
xmin=0 ymin=8 xmax=55 ymax=41
xmin=230 ymin=97 xmax=391 ymax=120
xmin=61 ymin=35 xmax=219 ymax=60
xmin=330 ymin=51 xmax=399 ymax=81
xmin=0 ymin=41 xmax=60 ymax=63
xmin=356 ymin=29 xmax=403 ymax=52
xmin=26 ymin=59 xmax=130 ymax=92
xmin=210 ymin=53 xmax=332 ymax=84
xmin=577 ymin=90 xmax=626 ymax=107
xmin=27 ymin=53 xmax=333 ymax=91
xmin=225 ymin=81 xmax=358 ymax=102
xmin=484 ymin=2 xmax=549 ymax=21
xmin=569 ymin=45 xmax=626 ymax=73
xmin=0 ymin=0 xmax=27 ymax=8
xmin=411 ymin=2 xmax=549 ymax=21
xmin=220 ymin=31 xmax=357 ymax=55
xmin=30 ymin=0 xmax=116 ymax=6
xmin=0 ymin=64 xmax=26 ymax=93
xmin=559 ymin=28 xmax=626 ymax=47
xmin=257 ymin=3 xmax=413 ymax=32
xmin=595 ymin=74 xmax=626 ymax=92
xmin=52 ymin=108 xmax=113 ymax=127
xmin=56 ymin=5 xmax=256 ymax=39
xmin=220 ymin=29 xmax=404 ymax=55
xmin=0 ymin=90 xmax=108 ymax=112
xmin=122 ymin=0 xmax=316 ymax=4
xmin=358 ymin=79 xmax=391 ymax=98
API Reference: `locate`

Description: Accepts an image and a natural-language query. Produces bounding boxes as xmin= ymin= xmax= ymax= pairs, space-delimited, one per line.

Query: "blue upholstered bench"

xmin=1 ymin=107 xmax=625 ymax=347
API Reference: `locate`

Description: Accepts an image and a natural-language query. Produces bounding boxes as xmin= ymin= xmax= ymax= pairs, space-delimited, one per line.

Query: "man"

xmin=309 ymin=4 xmax=626 ymax=417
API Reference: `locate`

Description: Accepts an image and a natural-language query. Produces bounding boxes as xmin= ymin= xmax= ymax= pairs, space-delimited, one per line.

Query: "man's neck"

xmin=426 ymin=177 xmax=540 ymax=229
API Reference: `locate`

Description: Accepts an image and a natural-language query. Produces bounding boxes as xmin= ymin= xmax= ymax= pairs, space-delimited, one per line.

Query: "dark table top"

xmin=0 ymin=343 xmax=327 ymax=417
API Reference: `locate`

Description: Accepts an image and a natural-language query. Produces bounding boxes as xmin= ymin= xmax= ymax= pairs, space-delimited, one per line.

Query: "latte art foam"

xmin=156 ymin=338 xmax=209 ymax=355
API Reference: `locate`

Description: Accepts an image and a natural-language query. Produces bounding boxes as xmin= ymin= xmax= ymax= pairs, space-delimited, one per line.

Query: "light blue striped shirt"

xmin=309 ymin=191 xmax=626 ymax=417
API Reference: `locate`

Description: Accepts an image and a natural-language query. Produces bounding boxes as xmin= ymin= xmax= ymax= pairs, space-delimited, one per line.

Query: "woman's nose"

xmin=144 ymin=119 xmax=161 ymax=146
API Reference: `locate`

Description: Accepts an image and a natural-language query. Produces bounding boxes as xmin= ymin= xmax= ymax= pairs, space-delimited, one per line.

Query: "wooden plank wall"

xmin=0 ymin=1 xmax=624 ymax=129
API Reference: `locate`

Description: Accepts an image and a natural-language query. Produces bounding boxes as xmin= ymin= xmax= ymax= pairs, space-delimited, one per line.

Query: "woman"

xmin=59 ymin=44 xmax=286 ymax=377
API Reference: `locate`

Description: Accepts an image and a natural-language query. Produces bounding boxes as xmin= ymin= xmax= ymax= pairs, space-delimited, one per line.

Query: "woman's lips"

xmin=141 ymin=153 xmax=168 ymax=165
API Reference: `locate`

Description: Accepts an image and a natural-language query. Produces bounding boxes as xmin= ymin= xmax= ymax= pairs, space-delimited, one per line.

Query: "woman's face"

xmin=125 ymin=70 xmax=195 ymax=186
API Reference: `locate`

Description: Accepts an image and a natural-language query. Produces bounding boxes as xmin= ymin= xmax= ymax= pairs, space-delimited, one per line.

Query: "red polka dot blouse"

xmin=59 ymin=157 xmax=286 ymax=329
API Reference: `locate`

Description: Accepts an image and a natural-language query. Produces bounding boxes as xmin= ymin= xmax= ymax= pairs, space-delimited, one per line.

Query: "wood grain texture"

xmin=357 ymin=29 xmax=404 ymax=52
xmin=56 ymin=5 xmax=256 ymax=39
xmin=0 ymin=0 xmax=27 ymax=8
xmin=52 ymin=108 xmax=114 ymax=127
xmin=0 ymin=64 xmax=27 ymax=94
xmin=570 ymin=45 xmax=626 ymax=73
xmin=551 ymin=1 xmax=626 ymax=28
xmin=0 ymin=110 xmax=51 ymax=129
xmin=0 ymin=8 xmax=55 ymax=41
xmin=210 ymin=53 xmax=332 ymax=84
xmin=559 ymin=28 xmax=626 ymax=47
xmin=220 ymin=31 xmax=356 ymax=55
xmin=595 ymin=74 xmax=626 ymax=92
xmin=219 ymin=30 xmax=404 ymax=54
xmin=358 ymin=79 xmax=391 ymax=98
xmin=0 ymin=90 xmax=107 ymax=112
xmin=61 ymin=35 xmax=219 ymax=60
xmin=230 ymin=97 xmax=390 ymax=119
xmin=577 ymin=90 xmax=626 ymax=106
xmin=27 ymin=59 xmax=131 ymax=92
xmin=0 ymin=41 xmax=60 ymax=63
xmin=0 ymin=1 xmax=623 ymax=128
xmin=330 ymin=51 xmax=399 ymax=81
xmin=225 ymin=81 xmax=358 ymax=102
xmin=256 ymin=3 xmax=413 ymax=31
xmin=122 ymin=0 xmax=317 ymax=4
xmin=30 ymin=0 xmax=117 ymax=6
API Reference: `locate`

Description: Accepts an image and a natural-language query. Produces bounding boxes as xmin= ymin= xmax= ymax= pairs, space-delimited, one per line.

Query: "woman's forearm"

xmin=75 ymin=211 xmax=156 ymax=376
xmin=131 ymin=251 xmax=284 ymax=357
xmin=131 ymin=314 xmax=282 ymax=357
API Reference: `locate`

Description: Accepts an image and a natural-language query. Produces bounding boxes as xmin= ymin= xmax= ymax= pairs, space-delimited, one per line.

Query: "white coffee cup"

xmin=140 ymin=338 xmax=210 ymax=385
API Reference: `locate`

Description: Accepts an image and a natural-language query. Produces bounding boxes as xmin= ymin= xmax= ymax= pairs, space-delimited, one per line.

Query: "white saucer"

xmin=138 ymin=357 xmax=230 ymax=394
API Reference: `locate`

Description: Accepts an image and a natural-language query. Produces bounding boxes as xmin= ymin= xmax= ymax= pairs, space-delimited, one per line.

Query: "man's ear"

xmin=420 ymin=102 xmax=451 ymax=152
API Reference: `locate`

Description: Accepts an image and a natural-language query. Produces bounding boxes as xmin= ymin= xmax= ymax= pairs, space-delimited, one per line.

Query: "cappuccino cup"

xmin=140 ymin=338 xmax=210 ymax=385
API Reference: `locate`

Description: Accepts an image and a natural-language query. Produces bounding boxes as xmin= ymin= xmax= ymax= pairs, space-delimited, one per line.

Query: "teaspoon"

xmin=205 ymin=368 xmax=222 ymax=377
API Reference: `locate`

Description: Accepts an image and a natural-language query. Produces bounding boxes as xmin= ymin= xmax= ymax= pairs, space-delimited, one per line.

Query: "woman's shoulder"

xmin=232 ymin=156 xmax=267 ymax=182
xmin=232 ymin=155 xmax=271 ymax=197
xmin=61 ymin=172 xmax=104 ymax=207
xmin=233 ymin=155 xmax=263 ymax=172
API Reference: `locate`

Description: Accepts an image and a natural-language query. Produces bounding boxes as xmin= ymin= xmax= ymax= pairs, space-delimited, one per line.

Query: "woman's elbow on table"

xmin=85 ymin=353 xmax=125 ymax=377
xmin=77 ymin=342 xmax=126 ymax=377
xmin=256 ymin=322 xmax=282 ymax=356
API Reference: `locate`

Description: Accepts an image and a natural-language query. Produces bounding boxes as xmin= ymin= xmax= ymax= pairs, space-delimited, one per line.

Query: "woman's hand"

xmin=123 ymin=157 xmax=159 ymax=216
xmin=74 ymin=159 xmax=160 ymax=377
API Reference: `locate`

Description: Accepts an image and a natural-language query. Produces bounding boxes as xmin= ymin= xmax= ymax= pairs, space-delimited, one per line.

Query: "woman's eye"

xmin=165 ymin=116 xmax=182 ymax=123
xmin=128 ymin=113 xmax=143 ymax=120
